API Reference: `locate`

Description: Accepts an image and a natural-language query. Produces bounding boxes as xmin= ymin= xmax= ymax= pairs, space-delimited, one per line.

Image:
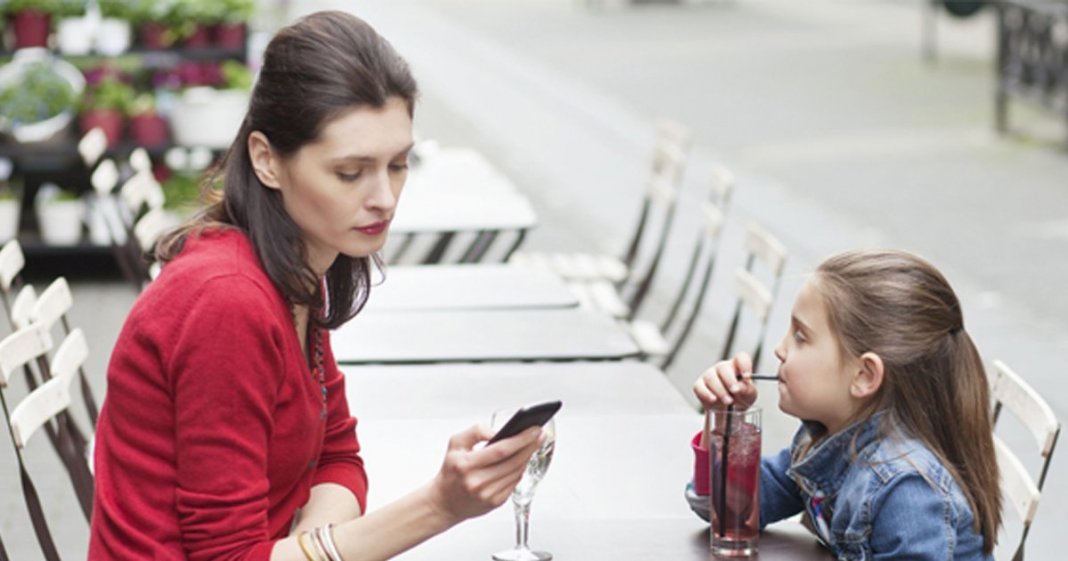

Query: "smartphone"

xmin=487 ymin=400 xmax=562 ymax=445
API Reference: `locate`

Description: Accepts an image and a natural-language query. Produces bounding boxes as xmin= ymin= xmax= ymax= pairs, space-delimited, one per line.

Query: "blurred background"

xmin=0 ymin=0 xmax=1065 ymax=559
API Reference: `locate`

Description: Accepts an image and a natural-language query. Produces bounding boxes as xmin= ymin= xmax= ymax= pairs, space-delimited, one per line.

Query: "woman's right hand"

xmin=693 ymin=352 xmax=759 ymax=411
xmin=426 ymin=423 xmax=542 ymax=525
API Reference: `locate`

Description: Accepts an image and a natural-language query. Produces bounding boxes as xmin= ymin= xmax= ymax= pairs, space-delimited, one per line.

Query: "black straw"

xmin=718 ymin=405 xmax=733 ymax=539
xmin=748 ymin=373 xmax=779 ymax=381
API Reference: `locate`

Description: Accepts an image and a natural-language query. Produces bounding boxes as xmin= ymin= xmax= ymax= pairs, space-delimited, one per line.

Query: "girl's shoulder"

xmin=859 ymin=435 xmax=960 ymax=499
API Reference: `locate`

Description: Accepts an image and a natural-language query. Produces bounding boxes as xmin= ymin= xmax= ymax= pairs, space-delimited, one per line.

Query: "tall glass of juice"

xmin=708 ymin=407 xmax=761 ymax=557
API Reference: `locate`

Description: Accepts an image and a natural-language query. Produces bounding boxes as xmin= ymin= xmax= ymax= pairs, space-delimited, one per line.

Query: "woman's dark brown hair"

xmin=814 ymin=250 xmax=1001 ymax=554
xmin=157 ymin=10 xmax=418 ymax=328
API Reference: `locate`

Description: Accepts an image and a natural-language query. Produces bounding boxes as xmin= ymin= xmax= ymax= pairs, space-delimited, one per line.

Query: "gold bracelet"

xmin=296 ymin=532 xmax=318 ymax=561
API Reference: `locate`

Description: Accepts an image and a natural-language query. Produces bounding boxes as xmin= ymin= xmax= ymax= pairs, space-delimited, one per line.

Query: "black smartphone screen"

xmin=487 ymin=400 xmax=562 ymax=445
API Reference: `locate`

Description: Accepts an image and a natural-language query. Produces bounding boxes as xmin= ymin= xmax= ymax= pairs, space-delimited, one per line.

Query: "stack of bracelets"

xmin=297 ymin=524 xmax=344 ymax=561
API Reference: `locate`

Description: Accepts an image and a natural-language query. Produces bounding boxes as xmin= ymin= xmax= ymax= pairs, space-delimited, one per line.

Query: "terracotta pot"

xmin=129 ymin=112 xmax=169 ymax=148
xmin=212 ymin=23 xmax=246 ymax=50
xmin=183 ymin=25 xmax=210 ymax=49
xmin=80 ymin=109 xmax=124 ymax=149
xmin=140 ymin=22 xmax=169 ymax=50
xmin=10 ymin=9 xmax=51 ymax=49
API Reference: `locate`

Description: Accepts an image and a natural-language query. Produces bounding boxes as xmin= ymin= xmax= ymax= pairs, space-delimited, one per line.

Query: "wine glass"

xmin=490 ymin=409 xmax=556 ymax=561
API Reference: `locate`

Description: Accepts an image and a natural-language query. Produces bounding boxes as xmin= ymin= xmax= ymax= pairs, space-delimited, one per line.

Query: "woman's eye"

xmin=389 ymin=162 xmax=409 ymax=173
xmin=336 ymin=171 xmax=362 ymax=182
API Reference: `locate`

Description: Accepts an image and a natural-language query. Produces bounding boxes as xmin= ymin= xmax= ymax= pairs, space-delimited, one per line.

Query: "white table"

xmin=365 ymin=264 xmax=576 ymax=312
xmin=343 ymin=362 xmax=831 ymax=561
xmin=332 ymin=308 xmax=640 ymax=364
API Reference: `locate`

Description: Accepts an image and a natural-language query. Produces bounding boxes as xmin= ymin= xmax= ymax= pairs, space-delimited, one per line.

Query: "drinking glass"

xmin=490 ymin=409 xmax=556 ymax=561
xmin=707 ymin=407 xmax=761 ymax=557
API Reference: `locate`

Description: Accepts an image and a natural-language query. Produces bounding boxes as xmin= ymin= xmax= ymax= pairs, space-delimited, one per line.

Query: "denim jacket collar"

xmin=787 ymin=411 xmax=887 ymax=495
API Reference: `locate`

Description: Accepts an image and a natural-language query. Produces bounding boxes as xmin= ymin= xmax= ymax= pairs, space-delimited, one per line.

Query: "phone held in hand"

xmin=487 ymin=400 xmax=562 ymax=445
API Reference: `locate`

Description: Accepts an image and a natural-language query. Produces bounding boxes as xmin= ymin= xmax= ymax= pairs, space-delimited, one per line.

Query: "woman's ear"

xmin=851 ymin=352 xmax=884 ymax=399
xmin=248 ymin=131 xmax=282 ymax=189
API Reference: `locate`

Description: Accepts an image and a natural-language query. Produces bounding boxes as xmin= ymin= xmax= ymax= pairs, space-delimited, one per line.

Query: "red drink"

xmin=708 ymin=407 xmax=761 ymax=557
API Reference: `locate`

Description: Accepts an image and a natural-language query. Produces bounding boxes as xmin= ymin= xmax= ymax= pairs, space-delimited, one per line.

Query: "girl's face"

xmin=268 ymin=97 xmax=414 ymax=274
xmin=772 ymin=277 xmax=863 ymax=434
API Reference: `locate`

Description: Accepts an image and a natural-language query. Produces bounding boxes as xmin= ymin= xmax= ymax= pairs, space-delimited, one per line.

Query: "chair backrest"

xmin=9 ymin=329 xmax=87 ymax=449
xmin=119 ymin=170 xmax=166 ymax=219
xmin=0 ymin=324 xmax=53 ymax=389
xmin=10 ymin=284 xmax=37 ymax=331
xmin=129 ymin=147 xmax=153 ymax=176
xmin=989 ymin=360 xmax=1060 ymax=560
xmin=134 ymin=207 xmax=178 ymax=254
xmin=0 ymin=238 xmax=24 ymax=294
xmin=31 ymin=278 xmax=72 ymax=333
xmin=78 ymin=127 xmax=108 ymax=168
xmin=719 ymin=223 xmax=788 ymax=368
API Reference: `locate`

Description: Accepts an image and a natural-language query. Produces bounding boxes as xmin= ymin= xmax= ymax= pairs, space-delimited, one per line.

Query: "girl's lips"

xmin=355 ymin=221 xmax=388 ymax=235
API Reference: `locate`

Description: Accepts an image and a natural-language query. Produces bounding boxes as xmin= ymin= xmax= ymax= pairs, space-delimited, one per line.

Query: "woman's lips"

xmin=355 ymin=221 xmax=388 ymax=235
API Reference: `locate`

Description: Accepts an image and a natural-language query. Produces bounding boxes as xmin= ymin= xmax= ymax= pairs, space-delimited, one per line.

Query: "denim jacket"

xmin=686 ymin=412 xmax=992 ymax=560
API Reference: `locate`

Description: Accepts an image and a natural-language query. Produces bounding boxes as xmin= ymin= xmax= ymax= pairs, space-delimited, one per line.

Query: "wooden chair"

xmin=989 ymin=360 xmax=1060 ymax=561
xmin=2 ymin=328 xmax=91 ymax=561
xmin=0 ymin=239 xmax=26 ymax=322
xmin=32 ymin=277 xmax=100 ymax=428
xmin=0 ymin=325 xmax=94 ymax=523
xmin=631 ymin=219 xmax=785 ymax=372
xmin=510 ymin=119 xmax=691 ymax=290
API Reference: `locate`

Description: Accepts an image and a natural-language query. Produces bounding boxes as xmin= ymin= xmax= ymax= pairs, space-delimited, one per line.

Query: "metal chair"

xmin=32 ymin=278 xmax=100 ymax=429
xmin=1 ymin=327 xmax=91 ymax=561
xmin=989 ymin=360 xmax=1060 ymax=561
xmin=510 ymin=119 xmax=691 ymax=292
xmin=0 ymin=239 xmax=26 ymax=322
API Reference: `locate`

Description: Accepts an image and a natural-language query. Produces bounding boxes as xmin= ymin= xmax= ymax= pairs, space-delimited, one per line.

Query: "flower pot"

xmin=37 ymin=199 xmax=84 ymax=246
xmin=213 ymin=23 xmax=246 ymax=50
xmin=183 ymin=25 xmax=211 ymax=49
xmin=57 ymin=17 xmax=94 ymax=55
xmin=80 ymin=109 xmax=124 ymax=149
xmin=129 ymin=112 xmax=169 ymax=148
xmin=0 ymin=49 xmax=86 ymax=144
xmin=10 ymin=10 xmax=51 ymax=50
xmin=0 ymin=199 xmax=19 ymax=242
xmin=139 ymin=22 xmax=170 ymax=50
xmin=170 ymin=87 xmax=249 ymax=149
xmin=95 ymin=18 xmax=132 ymax=56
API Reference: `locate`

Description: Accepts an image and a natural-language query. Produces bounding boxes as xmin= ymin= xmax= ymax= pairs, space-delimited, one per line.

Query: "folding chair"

xmin=0 ymin=239 xmax=25 ymax=322
xmin=0 ymin=325 xmax=94 ymax=523
xmin=510 ymin=119 xmax=691 ymax=290
xmin=32 ymin=278 xmax=100 ymax=429
xmin=989 ymin=360 xmax=1060 ymax=561
xmin=2 ymin=328 xmax=91 ymax=561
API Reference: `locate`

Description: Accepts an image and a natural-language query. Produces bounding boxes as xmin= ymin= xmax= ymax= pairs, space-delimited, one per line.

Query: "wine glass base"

xmin=492 ymin=548 xmax=552 ymax=561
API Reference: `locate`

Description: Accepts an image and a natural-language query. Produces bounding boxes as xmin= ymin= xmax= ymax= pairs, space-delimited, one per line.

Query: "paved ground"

xmin=2 ymin=0 xmax=1066 ymax=558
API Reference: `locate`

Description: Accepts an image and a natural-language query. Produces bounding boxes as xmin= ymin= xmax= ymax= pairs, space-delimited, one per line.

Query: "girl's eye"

xmin=792 ymin=330 xmax=806 ymax=344
xmin=336 ymin=171 xmax=362 ymax=182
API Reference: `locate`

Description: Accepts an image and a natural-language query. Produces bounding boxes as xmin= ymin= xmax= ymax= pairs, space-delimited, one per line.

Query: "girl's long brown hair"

xmin=814 ymin=250 xmax=1000 ymax=554
xmin=156 ymin=10 xmax=418 ymax=329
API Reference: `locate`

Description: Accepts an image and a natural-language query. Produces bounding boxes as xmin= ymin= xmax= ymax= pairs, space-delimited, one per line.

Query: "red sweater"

xmin=89 ymin=229 xmax=367 ymax=561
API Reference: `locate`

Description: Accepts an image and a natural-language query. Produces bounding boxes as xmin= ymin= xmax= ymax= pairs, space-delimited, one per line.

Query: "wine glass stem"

xmin=513 ymin=499 xmax=532 ymax=550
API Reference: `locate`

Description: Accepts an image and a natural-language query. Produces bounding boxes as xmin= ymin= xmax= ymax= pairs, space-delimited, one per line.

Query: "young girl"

xmin=90 ymin=11 xmax=541 ymax=561
xmin=687 ymin=250 xmax=1001 ymax=560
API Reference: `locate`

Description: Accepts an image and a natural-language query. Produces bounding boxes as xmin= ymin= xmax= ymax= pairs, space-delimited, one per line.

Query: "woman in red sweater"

xmin=88 ymin=11 xmax=543 ymax=561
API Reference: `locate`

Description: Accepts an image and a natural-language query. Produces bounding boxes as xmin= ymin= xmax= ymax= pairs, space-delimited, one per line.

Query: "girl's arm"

xmin=759 ymin=446 xmax=804 ymax=528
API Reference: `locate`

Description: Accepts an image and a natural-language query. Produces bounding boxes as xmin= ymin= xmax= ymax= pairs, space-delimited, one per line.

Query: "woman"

xmin=89 ymin=11 xmax=542 ymax=561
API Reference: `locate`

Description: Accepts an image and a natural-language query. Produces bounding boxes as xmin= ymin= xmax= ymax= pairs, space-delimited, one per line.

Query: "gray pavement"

xmin=3 ymin=0 xmax=1066 ymax=558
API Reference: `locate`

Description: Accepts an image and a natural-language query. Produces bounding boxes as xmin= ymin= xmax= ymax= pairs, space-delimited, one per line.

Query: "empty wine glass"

xmin=490 ymin=409 xmax=556 ymax=561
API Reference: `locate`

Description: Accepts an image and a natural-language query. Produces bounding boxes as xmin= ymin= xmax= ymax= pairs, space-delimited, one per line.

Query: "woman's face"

xmin=772 ymin=277 xmax=862 ymax=434
xmin=267 ymin=97 xmax=413 ymax=274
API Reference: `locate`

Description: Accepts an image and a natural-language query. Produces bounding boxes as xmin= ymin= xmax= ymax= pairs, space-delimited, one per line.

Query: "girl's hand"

xmin=427 ymin=423 xmax=542 ymax=524
xmin=693 ymin=352 xmax=758 ymax=411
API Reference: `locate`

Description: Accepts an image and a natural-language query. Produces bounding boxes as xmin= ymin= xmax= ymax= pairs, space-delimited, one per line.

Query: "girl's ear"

xmin=852 ymin=352 xmax=884 ymax=399
xmin=248 ymin=131 xmax=282 ymax=189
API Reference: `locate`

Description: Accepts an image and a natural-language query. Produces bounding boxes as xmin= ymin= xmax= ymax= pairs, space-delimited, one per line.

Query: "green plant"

xmin=0 ymin=60 xmax=79 ymax=126
xmin=80 ymin=74 xmax=136 ymax=115
xmin=51 ymin=188 xmax=81 ymax=202
xmin=129 ymin=92 xmax=156 ymax=116
xmin=162 ymin=172 xmax=203 ymax=211
xmin=220 ymin=60 xmax=252 ymax=91
xmin=0 ymin=186 xmax=17 ymax=201
xmin=218 ymin=0 xmax=254 ymax=24
xmin=98 ymin=0 xmax=134 ymax=19
xmin=3 ymin=0 xmax=85 ymax=17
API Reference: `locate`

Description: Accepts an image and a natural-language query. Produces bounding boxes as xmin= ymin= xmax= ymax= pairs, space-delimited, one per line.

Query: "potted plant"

xmin=54 ymin=0 xmax=93 ymax=55
xmin=3 ymin=0 xmax=58 ymax=49
xmin=79 ymin=68 xmax=135 ymax=148
xmin=173 ymin=0 xmax=216 ymax=49
xmin=128 ymin=0 xmax=180 ymax=50
xmin=213 ymin=0 xmax=254 ymax=50
xmin=170 ymin=60 xmax=251 ymax=149
xmin=128 ymin=92 xmax=168 ymax=148
xmin=0 ymin=51 xmax=83 ymax=143
xmin=96 ymin=0 xmax=134 ymax=55
xmin=35 ymin=183 xmax=83 ymax=246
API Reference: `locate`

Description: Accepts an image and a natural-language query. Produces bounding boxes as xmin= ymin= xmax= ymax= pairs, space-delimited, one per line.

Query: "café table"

xmin=332 ymin=308 xmax=640 ymax=364
xmin=344 ymin=362 xmax=831 ymax=560
xmin=364 ymin=264 xmax=577 ymax=312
